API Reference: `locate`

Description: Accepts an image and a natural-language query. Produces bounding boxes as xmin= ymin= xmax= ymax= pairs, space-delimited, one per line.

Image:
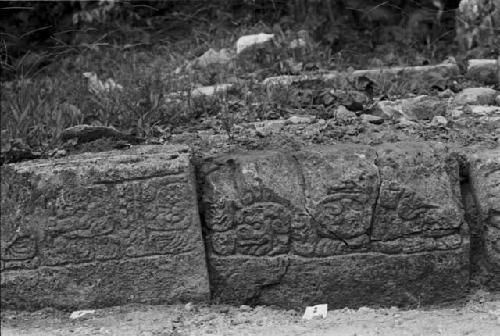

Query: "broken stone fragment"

xmin=236 ymin=33 xmax=274 ymax=55
xmin=401 ymin=95 xmax=447 ymax=121
xmin=287 ymin=115 xmax=316 ymax=125
xmin=453 ymin=88 xmax=499 ymax=106
xmin=191 ymin=84 xmax=234 ymax=97
xmin=371 ymin=100 xmax=404 ymax=120
xmin=192 ymin=48 xmax=233 ymax=68
xmin=361 ymin=114 xmax=384 ymax=124
xmin=430 ymin=116 xmax=448 ymax=127
xmin=334 ymin=105 xmax=357 ymax=122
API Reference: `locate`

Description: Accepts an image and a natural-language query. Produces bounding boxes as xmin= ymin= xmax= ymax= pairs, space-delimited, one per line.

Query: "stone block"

xmin=467 ymin=147 xmax=500 ymax=290
xmin=1 ymin=145 xmax=209 ymax=310
xmin=200 ymin=142 xmax=469 ymax=309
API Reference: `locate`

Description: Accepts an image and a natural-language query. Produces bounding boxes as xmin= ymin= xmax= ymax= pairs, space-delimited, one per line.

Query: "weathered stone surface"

xmin=453 ymin=87 xmax=499 ymax=106
xmin=262 ymin=62 xmax=459 ymax=87
xmin=1 ymin=145 xmax=209 ymax=310
xmin=236 ymin=33 xmax=275 ymax=55
xmin=401 ymin=95 xmax=447 ymax=121
xmin=467 ymin=147 xmax=500 ymax=289
xmin=200 ymin=142 xmax=469 ymax=309
xmin=466 ymin=59 xmax=499 ymax=84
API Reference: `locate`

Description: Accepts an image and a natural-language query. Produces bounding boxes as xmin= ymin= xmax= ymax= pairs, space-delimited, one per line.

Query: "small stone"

xmin=430 ymin=116 xmax=448 ymax=127
xmin=371 ymin=100 xmax=403 ymax=120
xmin=184 ymin=302 xmax=195 ymax=312
xmin=361 ymin=114 xmax=384 ymax=124
xmin=453 ymin=87 xmax=498 ymax=106
xmin=288 ymin=115 xmax=315 ymax=125
xmin=192 ymin=48 xmax=233 ymax=68
xmin=70 ymin=310 xmax=95 ymax=319
xmin=450 ymin=108 xmax=464 ymax=118
xmin=358 ymin=306 xmax=372 ymax=313
xmin=239 ymin=305 xmax=252 ymax=312
xmin=495 ymin=95 xmax=500 ymax=106
xmin=334 ymin=105 xmax=356 ymax=121
xmin=236 ymin=33 xmax=274 ymax=54
xmin=191 ymin=84 xmax=233 ymax=97
xmin=468 ymin=105 xmax=500 ymax=116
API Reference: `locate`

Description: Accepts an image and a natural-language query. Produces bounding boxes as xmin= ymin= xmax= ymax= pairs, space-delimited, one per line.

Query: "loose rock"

xmin=362 ymin=114 xmax=384 ymax=125
xmin=236 ymin=33 xmax=274 ymax=54
xmin=430 ymin=116 xmax=448 ymax=127
xmin=453 ymin=88 xmax=499 ymax=106
xmin=192 ymin=48 xmax=233 ymax=68
xmin=288 ymin=115 xmax=316 ymax=125
xmin=401 ymin=95 xmax=447 ymax=121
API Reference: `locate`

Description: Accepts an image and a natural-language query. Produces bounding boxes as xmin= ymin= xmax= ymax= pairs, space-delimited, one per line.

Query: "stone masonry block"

xmin=200 ymin=142 xmax=469 ymax=309
xmin=1 ymin=145 xmax=209 ymax=310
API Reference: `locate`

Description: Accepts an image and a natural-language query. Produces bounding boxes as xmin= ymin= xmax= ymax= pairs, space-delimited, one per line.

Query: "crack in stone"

xmin=369 ymin=150 xmax=382 ymax=240
xmin=290 ymin=152 xmax=350 ymax=248
xmin=244 ymin=257 xmax=290 ymax=306
xmin=93 ymin=172 xmax=182 ymax=185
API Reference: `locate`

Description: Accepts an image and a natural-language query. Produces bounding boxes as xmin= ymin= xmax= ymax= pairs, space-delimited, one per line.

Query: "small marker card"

xmin=302 ymin=304 xmax=328 ymax=320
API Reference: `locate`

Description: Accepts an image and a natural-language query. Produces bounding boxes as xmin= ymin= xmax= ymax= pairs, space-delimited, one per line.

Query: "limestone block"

xmin=468 ymin=147 xmax=500 ymax=289
xmin=1 ymin=145 xmax=209 ymax=310
xmin=262 ymin=62 xmax=459 ymax=87
xmin=200 ymin=142 xmax=469 ymax=309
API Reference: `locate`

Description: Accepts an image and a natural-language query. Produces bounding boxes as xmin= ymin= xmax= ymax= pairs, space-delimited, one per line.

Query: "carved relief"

xmin=290 ymin=212 xmax=317 ymax=257
xmin=204 ymin=200 xmax=235 ymax=232
xmin=210 ymin=231 xmax=236 ymax=255
xmin=234 ymin=202 xmax=291 ymax=256
xmin=1 ymin=234 xmax=37 ymax=260
xmin=313 ymin=193 xmax=371 ymax=239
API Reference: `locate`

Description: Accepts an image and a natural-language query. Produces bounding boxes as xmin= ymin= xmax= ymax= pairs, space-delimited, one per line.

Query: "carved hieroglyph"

xmin=467 ymin=147 xmax=500 ymax=289
xmin=1 ymin=145 xmax=209 ymax=309
xmin=201 ymin=142 xmax=469 ymax=308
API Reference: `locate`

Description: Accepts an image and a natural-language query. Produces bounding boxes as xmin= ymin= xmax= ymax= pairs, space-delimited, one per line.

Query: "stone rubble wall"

xmin=1 ymin=142 xmax=498 ymax=310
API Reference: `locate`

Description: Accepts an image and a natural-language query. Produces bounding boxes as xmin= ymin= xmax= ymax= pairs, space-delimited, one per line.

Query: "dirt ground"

xmin=2 ymin=293 xmax=500 ymax=336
